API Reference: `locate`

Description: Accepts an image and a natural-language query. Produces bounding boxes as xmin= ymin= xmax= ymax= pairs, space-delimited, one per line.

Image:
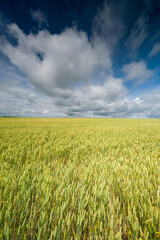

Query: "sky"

xmin=0 ymin=0 xmax=160 ymax=118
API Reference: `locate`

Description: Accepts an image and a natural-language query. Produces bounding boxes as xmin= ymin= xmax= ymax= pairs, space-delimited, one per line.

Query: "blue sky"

xmin=0 ymin=0 xmax=160 ymax=117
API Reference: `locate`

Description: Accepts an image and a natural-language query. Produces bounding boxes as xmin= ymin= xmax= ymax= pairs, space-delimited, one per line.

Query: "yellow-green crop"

xmin=0 ymin=118 xmax=160 ymax=239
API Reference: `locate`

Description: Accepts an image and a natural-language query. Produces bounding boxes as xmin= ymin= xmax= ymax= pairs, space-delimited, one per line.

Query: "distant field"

xmin=0 ymin=118 xmax=160 ymax=239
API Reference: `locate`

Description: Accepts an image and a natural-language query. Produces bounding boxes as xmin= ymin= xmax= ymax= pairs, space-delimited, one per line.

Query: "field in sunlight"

xmin=0 ymin=118 xmax=160 ymax=239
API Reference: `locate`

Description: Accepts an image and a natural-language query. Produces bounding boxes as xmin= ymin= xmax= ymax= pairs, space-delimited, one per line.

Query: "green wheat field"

xmin=0 ymin=118 xmax=160 ymax=240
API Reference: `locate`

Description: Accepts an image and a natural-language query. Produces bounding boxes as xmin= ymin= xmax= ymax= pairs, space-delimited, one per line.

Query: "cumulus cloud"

xmin=0 ymin=59 xmax=160 ymax=118
xmin=148 ymin=42 xmax=160 ymax=57
xmin=126 ymin=92 xmax=160 ymax=118
xmin=0 ymin=81 xmax=54 ymax=117
xmin=0 ymin=2 xmax=159 ymax=118
xmin=0 ymin=60 xmax=57 ymax=117
xmin=0 ymin=5 xmax=125 ymax=117
xmin=30 ymin=9 xmax=48 ymax=29
xmin=0 ymin=2 xmax=128 ymax=117
xmin=0 ymin=23 xmax=112 ymax=94
xmin=126 ymin=14 xmax=148 ymax=54
xmin=56 ymin=89 xmax=160 ymax=118
xmin=123 ymin=61 xmax=153 ymax=85
xmin=56 ymin=76 xmax=127 ymax=116
xmin=0 ymin=59 xmax=127 ymax=118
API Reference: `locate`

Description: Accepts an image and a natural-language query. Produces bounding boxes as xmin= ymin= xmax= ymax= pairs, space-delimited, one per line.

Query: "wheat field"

xmin=0 ymin=118 xmax=160 ymax=239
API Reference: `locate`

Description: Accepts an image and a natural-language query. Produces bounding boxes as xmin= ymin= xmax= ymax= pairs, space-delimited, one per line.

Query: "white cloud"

xmin=1 ymin=3 xmax=127 ymax=117
xmin=92 ymin=2 xmax=125 ymax=47
xmin=148 ymin=42 xmax=160 ymax=57
xmin=0 ymin=2 xmax=159 ymax=118
xmin=0 ymin=60 xmax=127 ymax=117
xmin=126 ymin=14 xmax=148 ymax=54
xmin=123 ymin=61 xmax=153 ymax=85
xmin=0 ymin=60 xmax=160 ymax=118
xmin=0 ymin=23 xmax=112 ymax=95
xmin=30 ymin=9 xmax=48 ymax=28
